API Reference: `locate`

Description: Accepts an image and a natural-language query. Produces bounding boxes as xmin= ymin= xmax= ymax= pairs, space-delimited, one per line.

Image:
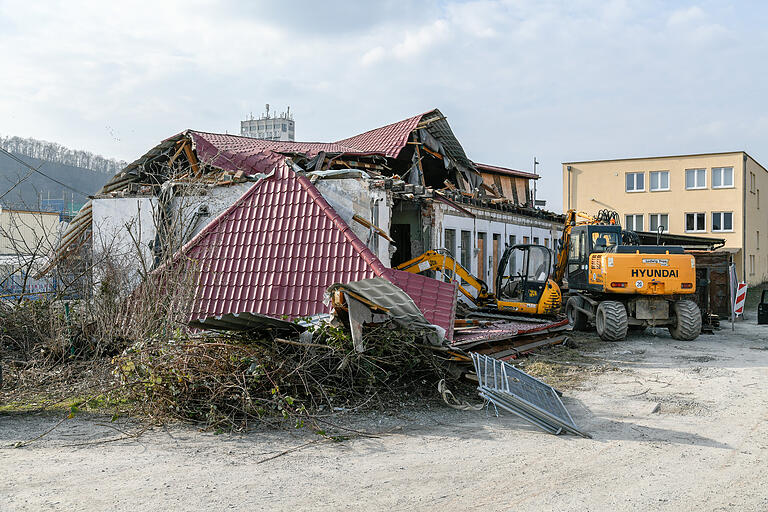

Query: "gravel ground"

xmin=2 ymin=319 xmax=768 ymax=511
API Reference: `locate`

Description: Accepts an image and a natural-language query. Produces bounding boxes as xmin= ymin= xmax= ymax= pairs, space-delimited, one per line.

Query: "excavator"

xmin=554 ymin=209 xmax=701 ymax=341
xmin=395 ymin=244 xmax=561 ymax=316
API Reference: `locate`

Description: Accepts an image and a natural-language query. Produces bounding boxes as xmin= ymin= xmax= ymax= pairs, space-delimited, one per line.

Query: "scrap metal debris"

xmin=471 ymin=352 xmax=590 ymax=438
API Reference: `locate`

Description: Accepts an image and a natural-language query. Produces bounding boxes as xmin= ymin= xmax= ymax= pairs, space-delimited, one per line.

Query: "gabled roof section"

xmin=179 ymin=158 xmax=457 ymax=340
xmin=334 ymin=113 xmax=424 ymax=158
xmin=183 ymin=160 xmax=388 ymax=320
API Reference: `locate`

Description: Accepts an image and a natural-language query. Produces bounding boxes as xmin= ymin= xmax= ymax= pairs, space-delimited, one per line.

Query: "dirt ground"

xmin=2 ymin=319 xmax=768 ymax=511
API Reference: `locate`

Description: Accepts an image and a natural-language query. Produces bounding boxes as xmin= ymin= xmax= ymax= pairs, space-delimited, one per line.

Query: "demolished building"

xmin=40 ymin=109 xmax=564 ymax=339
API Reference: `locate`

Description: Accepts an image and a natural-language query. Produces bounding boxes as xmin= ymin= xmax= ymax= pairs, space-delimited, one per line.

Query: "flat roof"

xmin=0 ymin=207 xmax=61 ymax=216
xmin=564 ymin=150 xmax=768 ymax=176
xmin=563 ymin=151 xmax=746 ymax=166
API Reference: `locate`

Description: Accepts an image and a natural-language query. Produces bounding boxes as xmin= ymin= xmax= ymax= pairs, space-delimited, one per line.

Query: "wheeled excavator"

xmin=555 ymin=209 xmax=701 ymax=341
xmin=395 ymin=244 xmax=561 ymax=316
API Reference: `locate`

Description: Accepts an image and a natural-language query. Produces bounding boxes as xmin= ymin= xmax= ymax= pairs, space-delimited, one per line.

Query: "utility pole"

xmin=533 ymin=157 xmax=539 ymax=207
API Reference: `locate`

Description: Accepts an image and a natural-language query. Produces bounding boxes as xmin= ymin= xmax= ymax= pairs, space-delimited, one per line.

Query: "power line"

xmin=0 ymin=146 xmax=91 ymax=198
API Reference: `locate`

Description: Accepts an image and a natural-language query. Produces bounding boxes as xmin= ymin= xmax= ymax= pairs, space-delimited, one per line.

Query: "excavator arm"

xmin=394 ymin=249 xmax=493 ymax=305
xmin=553 ymin=209 xmax=618 ymax=286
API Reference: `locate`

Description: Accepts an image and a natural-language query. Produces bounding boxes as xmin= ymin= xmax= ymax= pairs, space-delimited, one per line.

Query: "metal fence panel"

xmin=471 ymin=352 xmax=590 ymax=438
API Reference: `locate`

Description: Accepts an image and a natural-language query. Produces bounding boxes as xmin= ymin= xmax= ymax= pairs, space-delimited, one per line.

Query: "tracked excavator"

xmin=395 ymin=244 xmax=561 ymax=316
xmin=554 ymin=209 xmax=701 ymax=341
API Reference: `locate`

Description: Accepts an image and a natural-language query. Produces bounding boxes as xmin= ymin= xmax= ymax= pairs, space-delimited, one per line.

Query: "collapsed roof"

xmin=39 ymin=108 xmax=550 ymax=336
xmin=168 ymin=159 xmax=459 ymax=340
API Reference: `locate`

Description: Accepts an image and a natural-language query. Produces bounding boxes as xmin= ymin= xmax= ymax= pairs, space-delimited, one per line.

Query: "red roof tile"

xmin=180 ymin=159 xmax=456 ymax=340
xmin=384 ymin=269 xmax=457 ymax=340
xmin=333 ymin=113 xmax=424 ymax=158
xmin=189 ymin=131 xmax=353 ymax=175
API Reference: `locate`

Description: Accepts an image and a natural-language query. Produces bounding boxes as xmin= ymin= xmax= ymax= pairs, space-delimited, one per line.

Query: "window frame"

xmin=649 ymin=170 xmax=670 ymax=192
xmin=685 ymin=212 xmax=706 ymax=233
xmin=625 ymin=172 xmax=645 ymax=193
xmin=711 ymin=211 xmax=734 ymax=233
xmin=685 ymin=168 xmax=707 ymax=190
xmin=624 ymin=214 xmax=644 ymax=231
xmin=649 ymin=213 xmax=669 ymax=233
xmin=711 ymin=166 xmax=734 ymax=189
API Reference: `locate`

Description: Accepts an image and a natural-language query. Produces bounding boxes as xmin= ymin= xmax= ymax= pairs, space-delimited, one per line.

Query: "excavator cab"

xmin=566 ymin=225 xmax=622 ymax=290
xmin=497 ymin=244 xmax=553 ymax=306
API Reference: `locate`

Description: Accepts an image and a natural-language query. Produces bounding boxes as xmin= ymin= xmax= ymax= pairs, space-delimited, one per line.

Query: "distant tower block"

xmin=240 ymin=104 xmax=295 ymax=141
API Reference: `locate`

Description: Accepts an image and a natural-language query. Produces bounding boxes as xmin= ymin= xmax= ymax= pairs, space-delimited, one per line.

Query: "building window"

xmin=533 ymin=237 xmax=540 ymax=245
xmin=750 ymin=255 xmax=755 ymax=275
xmin=750 ymin=172 xmax=756 ymax=193
xmin=685 ymin=168 xmax=706 ymax=189
xmin=711 ymin=212 xmax=733 ymax=232
xmin=445 ymin=229 xmax=456 ymax=258
xmin=758 ymin=231 xmax=761 ymax=251
xmin=650 ymin=171 xmax=669 ymax=191
xmin=508 ymin=235 xmax=517 ymax=274
xmin=625 ymin=214 xmax=643 ymax=231
xmin=758 ymin=189 xmax=760 ymax=209
xmin=460 ymin=230 xmax=472 ymax=270
xmin=685 ymin=212 xmax=706 ymax=232
xmin=477 ymin=232 xmax=487 ymax=278
xmin=523 ymin=236 xmax=530 ymax=244
xmin=544 ymin=238 xmax=550 ymax=248
xmin=712 ymin=167 xmax=734 ymax=188
xmin=649 ymin=214 xmax=668 ymax=233
xmin=625 ymin=172 xmax=645 ymax=192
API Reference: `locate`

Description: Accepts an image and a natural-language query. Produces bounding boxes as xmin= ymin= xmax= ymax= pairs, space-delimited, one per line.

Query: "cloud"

xmin=0 ymin=0 xmax=766 ymax=212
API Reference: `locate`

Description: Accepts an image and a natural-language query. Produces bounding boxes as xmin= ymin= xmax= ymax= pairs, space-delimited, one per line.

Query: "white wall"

xmin=315 ymin=179 xmax=392 ymax=266
xmin=91 ymin=197 xmax=158 ymax=290
xmin=432 ymin=203 xmax=562 ymax=296
xmin=171 ymin=183 xmax=253 ymax=243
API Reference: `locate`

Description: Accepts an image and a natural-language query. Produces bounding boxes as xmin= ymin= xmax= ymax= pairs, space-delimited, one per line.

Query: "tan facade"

xmin=0 ymin=208 xmax=62 ymax=256
xmin=563 ymin=152 xmax=768 ymax=285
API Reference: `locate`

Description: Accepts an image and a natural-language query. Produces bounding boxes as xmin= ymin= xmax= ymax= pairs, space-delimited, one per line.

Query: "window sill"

xmin=712 ymin=185 xmax=735 ymax=190
xmin=712 ymin=230 xmax=735 ymax=233
xmin=649 ymin=188 xmax=670 ymax=192
xmin=685 ymin=187 xmax=708 ymax=191
xmin=625 ymin=189 xmax=646 ymax=193
xmin=685 ymin=230 xmax=707 ymax=233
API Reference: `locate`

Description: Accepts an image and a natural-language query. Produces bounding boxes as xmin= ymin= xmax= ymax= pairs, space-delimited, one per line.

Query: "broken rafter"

xmin=167 ymin=140 xmax=187 ymax=169
xmin=415 ymin=115 xmax=446 ymax=129
xmin=182 ymin=142 xmax=201 ymax=177
xmin=352 ymin=214 xmax=395 ymax=243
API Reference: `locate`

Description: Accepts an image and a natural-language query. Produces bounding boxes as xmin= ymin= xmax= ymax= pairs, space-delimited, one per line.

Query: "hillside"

xmin=0 ymin=151 xmax=107 ymax=209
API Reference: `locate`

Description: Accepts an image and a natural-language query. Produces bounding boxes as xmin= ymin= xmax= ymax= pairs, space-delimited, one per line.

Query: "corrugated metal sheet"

xmin=181 ymin=159 xmax=457 ymax=340
xmin=474 ymin=162 xmax=539 ymax=180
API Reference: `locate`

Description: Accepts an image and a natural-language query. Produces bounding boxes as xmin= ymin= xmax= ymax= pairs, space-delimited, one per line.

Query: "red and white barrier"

xmin=734 ymin=282 xmax=748 ymax=316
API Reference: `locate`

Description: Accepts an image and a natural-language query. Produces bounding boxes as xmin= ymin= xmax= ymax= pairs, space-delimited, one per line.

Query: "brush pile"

xmin=114 ymin=323 xmax=456 ymax=430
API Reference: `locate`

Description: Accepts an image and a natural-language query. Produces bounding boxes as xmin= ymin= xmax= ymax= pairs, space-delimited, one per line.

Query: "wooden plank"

xmin=168 ymin=141 xmax=187 ymax=169
xmin=352 ymin=214 xmax=395 ymax=243
xmin=182 ymin=142 xmax=201 ymax=177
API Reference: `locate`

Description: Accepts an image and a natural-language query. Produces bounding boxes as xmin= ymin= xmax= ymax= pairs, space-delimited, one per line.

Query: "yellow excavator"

xmin=395 ymin=244 xmax=561 ymax=316
xmin=555 ymin=209 xmax=701 ymax=341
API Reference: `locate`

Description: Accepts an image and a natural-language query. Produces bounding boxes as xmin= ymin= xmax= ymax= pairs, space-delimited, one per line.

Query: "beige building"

xmin=563 ymin=152 xmax=768 ymax=285
xmin=0 ymin=207 xmax=62 ymax=256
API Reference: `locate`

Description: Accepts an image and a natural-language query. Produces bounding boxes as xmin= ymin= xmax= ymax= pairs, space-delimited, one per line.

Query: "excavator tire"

xmin=595 ymin=301 xmax=628 ymax=341
xmin=566 ymin=296 xmax=589 ymax=331
xmin=668 ymin=300 xmax=701 ymax=341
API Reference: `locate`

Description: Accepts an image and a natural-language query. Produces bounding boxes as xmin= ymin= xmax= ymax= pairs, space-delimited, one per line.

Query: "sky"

xmin=1 ymin=0 xmax=767 ymax=211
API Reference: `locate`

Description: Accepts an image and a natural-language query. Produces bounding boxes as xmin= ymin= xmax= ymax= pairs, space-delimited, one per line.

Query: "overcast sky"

xmin=1 ymin=1 xmax=766 ymax=211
